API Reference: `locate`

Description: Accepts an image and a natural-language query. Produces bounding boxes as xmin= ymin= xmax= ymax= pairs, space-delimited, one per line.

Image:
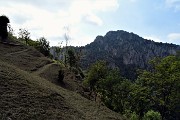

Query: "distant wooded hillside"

xmin=80 ymin=30 xmax=180 ymax=79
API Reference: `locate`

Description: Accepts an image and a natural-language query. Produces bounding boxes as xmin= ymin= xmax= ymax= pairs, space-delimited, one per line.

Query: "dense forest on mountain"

xmin=78 ymin=30 xmax=180 ymax=119
xmin=80 ymin=30 xmax=180 ymax=80
xmin=84 ymin=54 xmax=180 ymax=120
xmin=49 ymin=30 xmax=180 ymax=119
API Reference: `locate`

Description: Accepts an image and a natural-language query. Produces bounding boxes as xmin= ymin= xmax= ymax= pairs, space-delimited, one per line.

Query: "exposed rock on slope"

xmin=80 ymin=30 xmax=180 ymax=79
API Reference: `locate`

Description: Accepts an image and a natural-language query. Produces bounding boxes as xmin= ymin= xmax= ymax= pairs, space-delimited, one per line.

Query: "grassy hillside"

xmin=0 ymin=43 xmax=52 ymax=72
xmin=0 ymin=42 xmax=124 ymax=120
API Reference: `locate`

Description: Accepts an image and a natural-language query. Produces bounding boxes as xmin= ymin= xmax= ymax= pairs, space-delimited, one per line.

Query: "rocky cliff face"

xmin=80 ymin=30 xmax=180 ymax=79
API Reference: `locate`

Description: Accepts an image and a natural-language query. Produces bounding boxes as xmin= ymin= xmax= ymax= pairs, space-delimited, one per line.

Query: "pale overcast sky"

xmin=0 ymin=0 xmax=180 ymax=46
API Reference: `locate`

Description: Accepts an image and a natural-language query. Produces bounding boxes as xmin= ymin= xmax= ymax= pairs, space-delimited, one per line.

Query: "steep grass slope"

xmin=0 ymin=42 xmax=124 ymax=120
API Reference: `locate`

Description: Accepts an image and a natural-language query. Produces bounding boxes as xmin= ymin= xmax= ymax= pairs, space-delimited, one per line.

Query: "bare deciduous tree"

xmin=64 ymin=26 xmax=70 ymax=66
xmin=18 ymin=28 xmax=30 ymax=45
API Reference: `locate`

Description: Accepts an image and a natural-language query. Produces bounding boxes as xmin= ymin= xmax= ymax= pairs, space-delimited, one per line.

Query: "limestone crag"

xmin=80 ymin=30 xmax=180 ymax=79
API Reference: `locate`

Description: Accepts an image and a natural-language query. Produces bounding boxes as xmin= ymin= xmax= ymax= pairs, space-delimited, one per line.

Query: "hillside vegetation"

xmin=0 ymin=42 xmax=124 ymax=120
xmin=83 ymin=57 xmax=180 ymax=120
xmin=80 ymin=30 xmax=180 ymax=80
xmin=76 ymin=30 xmax=180 ymax=120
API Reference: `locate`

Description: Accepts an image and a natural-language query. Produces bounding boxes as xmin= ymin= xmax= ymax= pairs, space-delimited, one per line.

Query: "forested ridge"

xmin=80 ymin=30 xmax=180 ymax=119
xmin=84 ymin=54 xmax=180 ymax=120
xmin=49 ymin=30 xmax=180 ymax=119
xmin=80 ymin=30 xmax=180 ymax=80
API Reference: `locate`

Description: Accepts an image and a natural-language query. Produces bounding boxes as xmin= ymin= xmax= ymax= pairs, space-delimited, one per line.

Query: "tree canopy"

xmin=84 ymin=55 xmax=180 ymax=120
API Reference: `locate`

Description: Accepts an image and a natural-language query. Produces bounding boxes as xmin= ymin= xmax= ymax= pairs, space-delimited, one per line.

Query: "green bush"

xmin=130 ymin=112 xmax=139 ymax=120
xmin=71 ymin=67 xmax=79 ymax=75
xmin=123 ymin=110 xmax=139 ymax=120
xmin=35 ymin=37 xmax=50 ymax=57
xmin=78 ymin=67 xmax=85 ymax=79
xmin=143 ymin=110 xmax=162 ymax=120
xmin=84 ymin=60 xmax=108 ymax=92
xmin=58 ymin=69 xmax=64 ymax=83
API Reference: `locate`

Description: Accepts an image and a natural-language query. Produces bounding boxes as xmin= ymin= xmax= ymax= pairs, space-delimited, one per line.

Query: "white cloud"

xmin=0 ymin=0 xmax=72 ymax=12
xmin=167 ymin=33 xmax=180 ymax=41
xmin=144 ymin=36 xmax=162 ymax=42
xmin=68 ymin=0 xmax=118 ymax=25
xmin=70 ymin=36 xmax=93 ymax=47
xmin=0 ymin=0 xmax=119 ymax=46
xmin=93 ymin=0 xmax=119 ymax=11
xmin=83 ymin=13 xmax=103 ymax=26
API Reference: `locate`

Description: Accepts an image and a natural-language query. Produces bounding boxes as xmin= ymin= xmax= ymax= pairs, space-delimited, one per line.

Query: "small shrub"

xmin=35 ymin=37 xmax=50 ymax=57
xmin=77 ymin=67 xmax=85 ymax=79
xmin=71 ymin=67 xmax=79 ymax=75
xmin=130 ymin=112 xmax=139 ymax=120
xmin=123 ymin=110 xmax=139 ymax=120
xmin=143 ymin=110 xmax=162 ymax=120
xmin=58 ymin=70 xmax=64 ymax=83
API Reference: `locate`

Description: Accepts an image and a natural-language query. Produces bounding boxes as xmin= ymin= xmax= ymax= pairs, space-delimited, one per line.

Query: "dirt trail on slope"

xmin=5 ymin=49 xmax=29 ymax=55
xmin=0 ymin=42 xmax=125 ymax=120
xmin=0 ymin=45 xmax=52 ymax=72
xmin=32 ymin=63 xmax=56 ymax=75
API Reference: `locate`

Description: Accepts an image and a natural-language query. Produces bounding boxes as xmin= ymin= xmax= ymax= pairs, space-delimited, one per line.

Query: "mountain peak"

xmin=96 ymin=30 xmax=145 ymax=44
xmin=81 ymin=30 xmax=180 ymax=80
